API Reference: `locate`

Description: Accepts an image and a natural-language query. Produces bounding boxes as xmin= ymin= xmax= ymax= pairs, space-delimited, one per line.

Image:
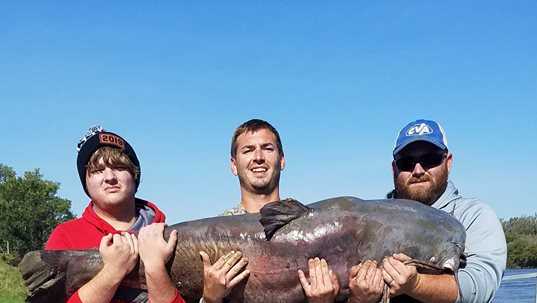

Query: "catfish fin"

xmin=259 ymin=198 xmax=310 ymax=240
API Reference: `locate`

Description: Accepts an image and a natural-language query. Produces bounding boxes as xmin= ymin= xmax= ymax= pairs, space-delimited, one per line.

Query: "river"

xmin=493 ymin=268 xmax=537 ymax=302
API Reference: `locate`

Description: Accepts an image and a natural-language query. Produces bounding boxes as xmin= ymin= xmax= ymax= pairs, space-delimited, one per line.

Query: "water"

xmin=493 ymin=269 xmax=537 ymax=303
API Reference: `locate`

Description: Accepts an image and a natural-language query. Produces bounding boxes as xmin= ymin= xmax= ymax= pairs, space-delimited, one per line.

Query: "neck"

xmin=92 ymin=198 xmax=137 ymax=231
xmin=240 ymin=188 xmax=280 ymax=213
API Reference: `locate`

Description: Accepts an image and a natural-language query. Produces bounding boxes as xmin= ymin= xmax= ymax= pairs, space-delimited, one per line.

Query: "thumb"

xmin=167 ymin=230 xmax=178 ymax=252
xmin=99 ymin=234 xmax=113 ymax=252
xmin=199 ymin=251 xmax=211 ymax=268
xmin=298 ymin=269 xmax=311 ymax=295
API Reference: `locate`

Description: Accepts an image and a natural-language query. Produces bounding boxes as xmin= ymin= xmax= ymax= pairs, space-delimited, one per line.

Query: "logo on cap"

xmin=406 ymin=123 xmax=433 ymax=136
xmin=99 ymin=133 xmax=125 ymax=150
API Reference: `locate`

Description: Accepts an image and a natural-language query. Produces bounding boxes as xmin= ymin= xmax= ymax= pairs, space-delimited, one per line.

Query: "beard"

xmin=394 ymin=164 xmax=449 ymax=205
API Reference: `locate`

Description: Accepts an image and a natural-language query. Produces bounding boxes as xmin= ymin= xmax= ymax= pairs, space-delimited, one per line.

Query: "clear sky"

xmin=1 ymin=1 xmax=535 ymax=223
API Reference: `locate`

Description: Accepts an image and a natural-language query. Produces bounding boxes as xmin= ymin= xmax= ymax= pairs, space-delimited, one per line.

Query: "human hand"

xmin=298 ymin=258 xmax=340 ymax=303
xmin=382 ymin=253 xmax=420 ymax=296
xmin=99 ymin=233 xmax=139 ymax=281
xmin=200 ymin=250 xmax=250 ymax=303
xmin=138 ymin=223 xmax=177 ymax=272
xmin=347 ymin=260 xmax=384 ymax=303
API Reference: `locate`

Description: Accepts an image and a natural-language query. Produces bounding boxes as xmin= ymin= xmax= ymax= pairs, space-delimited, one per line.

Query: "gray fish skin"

xmin=20 ymin=197 xmax=466 ymax=303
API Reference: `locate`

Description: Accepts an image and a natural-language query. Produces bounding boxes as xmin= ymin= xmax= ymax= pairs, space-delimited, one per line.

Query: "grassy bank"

xmin=0 ymin=259 xmax=26 ymax=303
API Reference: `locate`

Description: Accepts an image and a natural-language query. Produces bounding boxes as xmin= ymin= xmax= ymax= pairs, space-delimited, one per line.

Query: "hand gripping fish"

xmin=20 ymin=196 xmax=466 ymax=303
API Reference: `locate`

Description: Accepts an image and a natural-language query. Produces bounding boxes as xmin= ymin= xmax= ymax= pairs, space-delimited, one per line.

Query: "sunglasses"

xmin=395 ymin=152 xmax=446 ymax=172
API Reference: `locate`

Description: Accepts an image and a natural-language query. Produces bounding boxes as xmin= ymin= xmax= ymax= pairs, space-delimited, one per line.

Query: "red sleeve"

xmin=166 ymin=289 xmax=185 ymax=303
xmin=66 ymin=291 xmax=83 ymax=303
xmin=45 ymin=225 xmax=70 ymax=250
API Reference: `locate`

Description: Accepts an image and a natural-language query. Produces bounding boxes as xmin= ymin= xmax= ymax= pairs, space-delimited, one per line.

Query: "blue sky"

xmin=1 ymin=1 xmax=535 ymax=222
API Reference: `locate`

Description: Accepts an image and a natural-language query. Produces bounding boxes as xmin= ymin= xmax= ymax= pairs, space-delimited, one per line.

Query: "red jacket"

xmin=46 ymin=198 xmax=185 ymax=303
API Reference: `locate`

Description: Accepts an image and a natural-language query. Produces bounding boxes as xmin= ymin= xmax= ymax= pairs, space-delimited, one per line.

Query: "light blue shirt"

xmin=423 ymin=181 xmax=507 ymax=303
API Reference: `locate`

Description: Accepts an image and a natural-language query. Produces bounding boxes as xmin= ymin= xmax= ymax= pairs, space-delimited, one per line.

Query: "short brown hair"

xmin=86 ymin=146 xmax=140 ymax=181
xmin=230 ymin=119 xmax=284 ymax=158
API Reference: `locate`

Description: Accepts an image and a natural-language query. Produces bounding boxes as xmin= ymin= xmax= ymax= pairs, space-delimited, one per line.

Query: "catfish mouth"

xmin=403 ymin=243 xmax=464 ymax=275
xmin=437 ymin=242 xmax=466 ymax=273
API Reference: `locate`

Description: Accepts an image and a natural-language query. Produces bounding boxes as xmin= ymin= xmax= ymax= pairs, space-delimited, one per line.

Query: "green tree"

xmin=502 ymin=214 xmax=537 ymax=268
xmin=0 ymin=164 xmax=74 ymax=264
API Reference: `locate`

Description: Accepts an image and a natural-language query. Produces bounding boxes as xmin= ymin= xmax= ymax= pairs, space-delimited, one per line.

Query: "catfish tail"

xmin=19 ymin=250 xmax=103 ymax=303
xmin=19 ymin=250 xmax=69 ymax=303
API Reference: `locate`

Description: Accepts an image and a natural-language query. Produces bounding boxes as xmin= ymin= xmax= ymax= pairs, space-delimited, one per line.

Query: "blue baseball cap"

xmin=393 ymin=119 xmax=448 ymax=157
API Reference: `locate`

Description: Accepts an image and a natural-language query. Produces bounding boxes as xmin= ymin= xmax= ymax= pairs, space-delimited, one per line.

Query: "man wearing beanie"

xmin=46 ymin=126 xmax=185 ymax=303
xmin=351 ymin=119 xmax=506 ymax=303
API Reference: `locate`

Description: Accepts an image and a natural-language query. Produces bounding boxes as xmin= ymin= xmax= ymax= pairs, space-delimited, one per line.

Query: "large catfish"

xmin=20 ymin=196 xmax=466 ymax=303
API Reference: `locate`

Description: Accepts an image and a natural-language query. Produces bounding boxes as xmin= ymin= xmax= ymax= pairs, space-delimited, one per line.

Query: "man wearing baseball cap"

xmin=377 ymin=119 xmax=506 ymax=302
xmin=46 ymin=126 xmax=185 ymax=303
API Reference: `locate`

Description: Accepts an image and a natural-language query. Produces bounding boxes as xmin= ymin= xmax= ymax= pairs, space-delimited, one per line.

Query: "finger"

xmin=349 ymin=263 xmax=362 ymax=279
xmin=226 ymin=257 xmax=249 ymax=281
xmin=383 ymin=257 xmax=400 ymax=278
xmin=371 ymin=267 xmax=381 ymax=289
xmin=306 ymin=259 xmax=316 ymax=289
xmin=213 ymin=251 xmax=234 ymax=269
xmin=317 ymin=258 xmax=326 ymax=289
xmin=357 ymin=260 xmax=371 ymax=281
xmin=320 ymin=259 xmax=331 ymax=288
xmin=298 ymin=270 xmax=311 ymax=295
xmin=167 ymin=230 xmax=178 ymax=253
xmin=223 ymin=251 xmax=243 ymax=272
xmin=393 ymin=253 xmax=411 ymax=262
xmin=310 ymin=258 xmax=321 ymax=289
xmin=389 ymin=257 xmax=410 ymax=277
xmin=330 ymin=269 xmax=340 ymax=294
xmin=227 ymin=269 xmax=250 ymax=288
xmin=122 ymin=233 xmax=135 ymax=254
xmin=112 ymin=233 xmax=124 ymax=247
xmin=199 ymin=251 xmax=212 ymax=268
xmin=382 ymin=268 xmax=395 ymax=286
xmin=365 ymin=261 xmax=377 ymax=286
xmin=131 ymin=234 xmax=139 ymax=256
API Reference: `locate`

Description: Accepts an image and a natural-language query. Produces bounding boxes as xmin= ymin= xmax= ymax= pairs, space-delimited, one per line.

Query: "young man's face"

xmin=86 ymin=157 xmax=136 ymax=209
xmin=231 ymin=128 xmax=285 ymax=195
xmin=392 ymin=141 xmax=452 ymax=205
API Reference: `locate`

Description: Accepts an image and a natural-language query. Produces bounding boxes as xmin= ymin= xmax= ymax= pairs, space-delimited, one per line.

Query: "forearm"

xmin=405 ymin=273 xmax=458 ymax=303
xmin=146 ymin=264 xmax=179 ymax=303
xmin=77 ymin=266 xmax=124 ymax=303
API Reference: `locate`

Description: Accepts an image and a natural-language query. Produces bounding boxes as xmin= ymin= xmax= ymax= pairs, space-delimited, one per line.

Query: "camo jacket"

xmin=221 ymin=203 xmax=248 ymax=216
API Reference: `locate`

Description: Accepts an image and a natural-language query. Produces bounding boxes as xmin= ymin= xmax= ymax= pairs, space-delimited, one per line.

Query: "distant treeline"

xmin=502 ymin=215 xmax=537 ymax=268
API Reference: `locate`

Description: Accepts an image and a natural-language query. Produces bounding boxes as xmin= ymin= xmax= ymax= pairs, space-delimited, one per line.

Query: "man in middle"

xmin=199 ymin=119 xmax=340 ymax=303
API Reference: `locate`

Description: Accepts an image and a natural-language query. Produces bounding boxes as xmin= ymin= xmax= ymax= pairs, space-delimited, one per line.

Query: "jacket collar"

xmin=430 ymin=180 xmax=460 ymax=211
xmin=82 ymin=198 xmax=166 ymax=234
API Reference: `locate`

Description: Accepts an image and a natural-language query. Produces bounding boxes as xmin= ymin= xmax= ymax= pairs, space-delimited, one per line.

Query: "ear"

xmin=446 ymin=153 xmax=453 ymax=173
xmin=280 ymin=154 xmax=286 ymax=171
xmin=230 ymin=157 xmax=238 ymax=176
xmin=391 ymin=160 xmax=398 ymax=178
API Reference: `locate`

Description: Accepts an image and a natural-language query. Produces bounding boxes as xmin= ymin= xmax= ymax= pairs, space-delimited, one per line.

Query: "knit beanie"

xmin=76 ymin=126 xmax=140 ymax=196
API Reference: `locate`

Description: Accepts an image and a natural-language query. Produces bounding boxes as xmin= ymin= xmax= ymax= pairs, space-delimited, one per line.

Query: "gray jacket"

xmin=390 ymin=181 xmax=507 ymax=303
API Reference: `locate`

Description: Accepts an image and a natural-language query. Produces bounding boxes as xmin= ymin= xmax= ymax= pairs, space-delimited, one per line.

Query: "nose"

xmin=253 ymin=147 xmax=265 ymax=163
xmin=102 ymin=167 xmax=117 ymax=183
xmin=412 ymin=162 xmax=426 ymax=176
